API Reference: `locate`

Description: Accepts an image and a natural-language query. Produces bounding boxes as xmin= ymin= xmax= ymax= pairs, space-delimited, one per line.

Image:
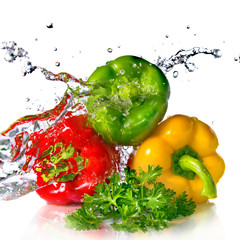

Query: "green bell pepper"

xmin=86 ymin=55 xmax=170 ymax=145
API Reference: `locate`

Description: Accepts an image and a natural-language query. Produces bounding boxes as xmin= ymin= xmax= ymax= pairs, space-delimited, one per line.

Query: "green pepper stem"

xmin=179 ymin=155 xmax=217 ymax=199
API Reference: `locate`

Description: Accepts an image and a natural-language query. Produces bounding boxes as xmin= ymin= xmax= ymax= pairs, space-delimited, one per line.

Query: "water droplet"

xmin=211 ymin=49 xmax=222 ymax=58
xmin=4 ymin=52 xmax=16 ymax=62
xmin=107 ymin=48 xmax=113 ymax=53
xmin=35 ymin=38 xmax=38 ymax=41
xmin=165 ymin=35 xmax=169 ymax=38
xmin=46 ymin=22 xmax=53 ymax=29
xmin=173 ymin=71 xmax=178 ymax=78
xmin=120 ymin=69 xmax=125 ymax=75
xmin=185 ymin=62 xmax=196 ymax=72
xmin=54 ymin=47 xmax=57 ymax=51
xmin=234 ymin=56 xmax=239 ymax=62
xmin=26 ymin=98 xmax=30 ymax=102
xmin=55 ymin=62 xmax=60 ymax=67
xmin=186 ymin=25 xmax=190 ymax=29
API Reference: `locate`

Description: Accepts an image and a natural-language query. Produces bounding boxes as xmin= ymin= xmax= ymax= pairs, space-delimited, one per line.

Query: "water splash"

xmin=156 ymin=47 xmax=222 ymax=73
xmin=0 ymin=89 xmax=89 ymax=200
xmin=1 ymin=41 xmax=37 ymax=76
xmin=0 ymin=41 xmax=222 ymax=200
xmin=0 ymin=41 xmax=90 ymax=200
xmin=1 ymin=41 xmax=90 ymax=92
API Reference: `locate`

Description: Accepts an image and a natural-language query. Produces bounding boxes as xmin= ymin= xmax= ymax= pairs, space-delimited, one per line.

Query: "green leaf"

xmin=137 ymin=165 xmax=162 ymax=185
xmin=143 ymin=182 xmax=175 ymax=209
xmin=57 ymin=172 xmax=78 ymax=182
xmin=34 ymin=142 xmax=88 ymax=183
xmin=65 ymin=207 xmax=101 ymax=231
xmin=64 ymin=165 xmax=196 ymax=233
xmin=174 ymin=192 xmax=196 ymax=217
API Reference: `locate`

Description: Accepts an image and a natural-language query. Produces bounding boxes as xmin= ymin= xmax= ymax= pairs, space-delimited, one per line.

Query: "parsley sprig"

xmin=64 ymin=165 xmax=196 ymax=232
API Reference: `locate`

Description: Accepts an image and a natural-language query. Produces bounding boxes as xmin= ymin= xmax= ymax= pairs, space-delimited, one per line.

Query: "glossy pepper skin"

xmin=129 ymin=114 xmax=225 ymax=204
xmin=86 ymin=55 xmax=170 ymax=146
xmin=36 ymin=115 xmax=120 ymax=205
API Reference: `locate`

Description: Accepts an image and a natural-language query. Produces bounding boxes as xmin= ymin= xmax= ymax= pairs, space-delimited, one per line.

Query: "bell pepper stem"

xmin=179 ymin=155 xmax=217 ymax=199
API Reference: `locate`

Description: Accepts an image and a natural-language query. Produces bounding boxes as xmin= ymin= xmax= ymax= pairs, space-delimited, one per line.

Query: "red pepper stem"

xmin=179 ymin=155 xmax=217 ymax=199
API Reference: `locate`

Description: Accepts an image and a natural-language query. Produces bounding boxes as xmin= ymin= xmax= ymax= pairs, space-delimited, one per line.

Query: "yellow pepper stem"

xmin=179 ymin=155 xmax=217 ymax=199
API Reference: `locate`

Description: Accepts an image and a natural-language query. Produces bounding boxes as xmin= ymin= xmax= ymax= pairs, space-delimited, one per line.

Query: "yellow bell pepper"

xmin=129 ymin=114 xmax=225 ymax=204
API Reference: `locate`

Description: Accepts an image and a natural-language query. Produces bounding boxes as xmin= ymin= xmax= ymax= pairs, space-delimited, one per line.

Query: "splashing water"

xmin=157 ymin=47 xmax=222 ymax=73
xmin=0 ymin=41 xmax=90 ymax=200
xmin=0 ymin=87 xmax=89 ymax=199
xmin=1 ymin=41 xmax=37 ymax=76
xmin=0 ymin=41 xmax=221 ymax=200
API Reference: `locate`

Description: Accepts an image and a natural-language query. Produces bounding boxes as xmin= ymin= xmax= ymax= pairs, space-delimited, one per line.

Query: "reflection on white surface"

xmin=21 ymin=202 xmax=224 ymax=240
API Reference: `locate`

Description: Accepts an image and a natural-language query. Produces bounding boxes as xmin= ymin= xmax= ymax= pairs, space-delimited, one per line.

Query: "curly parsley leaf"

xmin=64 ymin=165 xmax=196 ymax=232
xmin=137 ymin=165 xmax=162 ymax=185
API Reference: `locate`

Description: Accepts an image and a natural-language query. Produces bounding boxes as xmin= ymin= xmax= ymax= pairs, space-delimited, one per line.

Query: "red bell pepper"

xmin=30 ymin=115 xmax=120 ymax=205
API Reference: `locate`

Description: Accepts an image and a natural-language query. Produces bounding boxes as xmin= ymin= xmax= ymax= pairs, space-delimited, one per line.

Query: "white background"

xmin=0 ymin=0 xmax=240 ymax=239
